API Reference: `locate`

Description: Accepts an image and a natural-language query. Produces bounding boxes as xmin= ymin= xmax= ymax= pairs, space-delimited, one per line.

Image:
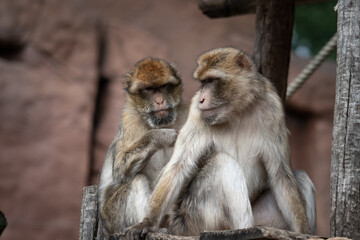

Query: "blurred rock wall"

xmin=0 ymin=0 xmax=335 ymax=239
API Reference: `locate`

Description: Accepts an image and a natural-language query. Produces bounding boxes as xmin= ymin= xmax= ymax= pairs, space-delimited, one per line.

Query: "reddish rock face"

xmin=0 ymin=0 xmax=334 ymax=239
xmin=287 ymin=58 xmax=336 ymax=236
xmin=0 ymin=1 xmax=99 ymax=239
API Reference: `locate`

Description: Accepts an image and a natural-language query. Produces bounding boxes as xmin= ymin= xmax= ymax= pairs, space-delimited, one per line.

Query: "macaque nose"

xmin=199 ymin=91 xmax=207 ymax=105
xmin=156 ymin=99 xmax=164 ymax=105
xmin=155 ymin=95 xmax=166 ymax=107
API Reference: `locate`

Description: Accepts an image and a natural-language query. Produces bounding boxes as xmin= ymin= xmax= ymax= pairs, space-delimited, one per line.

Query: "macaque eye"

xmin=161 ymin=83 xmax=179 ymax=92
xmin=141 ymin=87 xmax=155 ymax=94
xmin=206 ymin=77 xmax=218 ymax=83
xmin=160 ymin=83 xmax=170 ymax=89
xmin=201 ymin=77 xmax=218 ymax=87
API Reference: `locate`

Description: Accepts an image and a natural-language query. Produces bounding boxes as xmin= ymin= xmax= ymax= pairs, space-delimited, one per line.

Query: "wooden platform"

xmin=79 ymin=186 xmax=351 ymax=240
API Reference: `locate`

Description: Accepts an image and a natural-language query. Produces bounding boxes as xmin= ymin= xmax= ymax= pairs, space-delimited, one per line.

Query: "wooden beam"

xmin=253 ymin=0 xmax=294 ymax=102
xmin=199 ymin=0 xmax=329 ymax=18
xmin=330 ymin=0 xmax=360 ymax=239
xmin=199 ymin=0 xmax=256 ymax=18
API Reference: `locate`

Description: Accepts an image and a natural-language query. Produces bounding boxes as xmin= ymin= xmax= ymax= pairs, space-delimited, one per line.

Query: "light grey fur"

xmin=253 ymin=170 xmax=317 ymax=234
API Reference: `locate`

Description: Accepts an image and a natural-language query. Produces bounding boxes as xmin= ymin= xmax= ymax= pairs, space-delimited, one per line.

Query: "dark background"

xmin=0 ymin=0 xmax=336 ymax=239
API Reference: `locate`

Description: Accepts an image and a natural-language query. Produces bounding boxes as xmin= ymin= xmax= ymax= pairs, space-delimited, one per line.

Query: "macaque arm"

xmin=114 ymin=129 xmax=176 ymax=182
xmin=147 ymin=122 xmax=210 ymax=227
xmin=262 ymin=141 xmax=311 ymax=234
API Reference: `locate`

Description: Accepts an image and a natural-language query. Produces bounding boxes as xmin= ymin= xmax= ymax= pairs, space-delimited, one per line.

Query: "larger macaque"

xmin=125 ymin=48 xmax=316 ymax=238
xmin=98 ymin=57 xmax=188 ymax=236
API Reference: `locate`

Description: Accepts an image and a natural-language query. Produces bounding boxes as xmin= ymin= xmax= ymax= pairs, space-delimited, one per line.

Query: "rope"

xmin=286 ymin=33 xmax=338 ymax=101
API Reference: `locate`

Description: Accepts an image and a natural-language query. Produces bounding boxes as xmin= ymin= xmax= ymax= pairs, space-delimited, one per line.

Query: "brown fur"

xmin=194 ymin=48 xmax=255 ymax=81
xmin=98 ymin=57 xmax=188 ymax=237
xmin=127 ymin=58 xmax=181 ymax=93
xmin=124 ymin=48 xmax=315 ymax=239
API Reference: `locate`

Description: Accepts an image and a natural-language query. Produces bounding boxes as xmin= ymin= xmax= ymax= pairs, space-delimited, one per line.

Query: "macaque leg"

xmin=252 ymin=170 xmax=316 ymax=234
xmin=101 ymin=174 xmax=151 ymax=234
xmin=169 ymin=152 xmax=253 ymax=236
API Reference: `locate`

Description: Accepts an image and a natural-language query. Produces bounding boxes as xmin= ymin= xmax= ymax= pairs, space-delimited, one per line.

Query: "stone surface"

xmin=0 ymin=1 xmax=98 ymax=240
xmin=287 ymin=56 xmax=336 ymax=236
xmin=287 ymin=56 xmax=336 ymax=115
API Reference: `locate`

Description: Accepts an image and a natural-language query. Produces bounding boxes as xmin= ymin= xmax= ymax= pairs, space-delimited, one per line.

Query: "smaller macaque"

xmin=98 ymin=57 xmax=188 ymax=236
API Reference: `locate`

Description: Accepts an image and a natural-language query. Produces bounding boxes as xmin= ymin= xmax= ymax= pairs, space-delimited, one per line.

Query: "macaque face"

xmin=197 ymin=77 xmax=234 ymax=125
xmin=125 ymin=58 xmax=182 ymax=128
xmin=193 ymin=48 xmax=257 ymax=126
xmin=138 ymin=82 xmax=182 ymax=127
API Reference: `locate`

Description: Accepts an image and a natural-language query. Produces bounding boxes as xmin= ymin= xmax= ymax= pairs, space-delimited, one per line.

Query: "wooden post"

xmin=79 ymin=186 xmax=99 ymax=240
xmin=253 ymin=0 xmax=295 ymax=102
xmin=330 ymin=0 xmax=360 ymax=239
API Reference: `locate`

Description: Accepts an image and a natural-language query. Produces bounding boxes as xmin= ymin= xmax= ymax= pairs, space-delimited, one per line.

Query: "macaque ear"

xmin=122 ymin=73 xmax=132 ymax=91
xmin=170 ymin=63 xmax=181 ymax=79
xmin=236 ymin=52 xmax=256 ymax=72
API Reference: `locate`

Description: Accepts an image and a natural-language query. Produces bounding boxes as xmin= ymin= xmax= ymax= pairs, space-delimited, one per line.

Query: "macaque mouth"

xmin=200 ymin=106 xmax=220 ymax=112
xmin=148 ymin=108 xmax=176 ymax=127
xmin=153 ymin=108 xmax=171 ymax=113
xmin=200 ymin=104 xmax=229 ymax=124
xmin=155 ymin=110 xmax=169 ymax=118
xmin=200 ymin=104 xmax=226 ymax=112
xmin=152 ymin=108 xmax=172 ymax=116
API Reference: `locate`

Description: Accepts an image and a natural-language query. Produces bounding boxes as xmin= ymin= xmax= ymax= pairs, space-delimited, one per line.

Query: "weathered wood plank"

xmin=330 ymin=0 xmax=360 ymax=239
xmin=110 ymin=232 xmax=199 ymax=240
xmin=253 ymin=0 xmax=294 ymax=102
xmin=110 ymin=227 xmax=350 ymax=240
xmin=201 ymin=227 xmax=318 ymax=240
xmin=199 ymin=0 xmax=330 ymax=18
xmin=79 ymin=185 xmax=99 ymax=240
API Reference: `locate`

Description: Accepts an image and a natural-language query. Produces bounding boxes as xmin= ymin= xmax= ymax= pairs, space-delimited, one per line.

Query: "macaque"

xmin=98 ymin=57 xmax=188 ymax=236
xmin=124 ymin=48 xmax=316 ymax=239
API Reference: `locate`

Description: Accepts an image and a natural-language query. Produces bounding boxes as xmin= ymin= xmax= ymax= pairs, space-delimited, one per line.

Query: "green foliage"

xmin=292 ymin=0 xmax=337 ymax=60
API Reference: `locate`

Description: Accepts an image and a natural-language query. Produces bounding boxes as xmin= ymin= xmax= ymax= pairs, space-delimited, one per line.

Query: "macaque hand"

xmin=149 ymin=129 xmax=177 ymax=148
xmin=124 ymin=218 xmax=157 ymax=240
